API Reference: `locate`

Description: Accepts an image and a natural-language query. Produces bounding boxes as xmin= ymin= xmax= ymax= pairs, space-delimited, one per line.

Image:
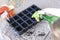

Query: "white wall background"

xmin=0 ymin=0 xmax=60 ymax=13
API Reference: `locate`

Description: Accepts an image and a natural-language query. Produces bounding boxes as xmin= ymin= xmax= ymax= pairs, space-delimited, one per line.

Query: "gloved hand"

xmin=32 ymin=8 xmax=59 ymax=24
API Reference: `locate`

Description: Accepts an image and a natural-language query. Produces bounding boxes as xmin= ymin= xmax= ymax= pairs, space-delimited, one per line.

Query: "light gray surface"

xmin=0 ymin=0 xmax=60 ymax=13
xmin=14 ymin=0 xmax=60 ymax=13
xmin=0 ymin=19 xmax=53 ymax=40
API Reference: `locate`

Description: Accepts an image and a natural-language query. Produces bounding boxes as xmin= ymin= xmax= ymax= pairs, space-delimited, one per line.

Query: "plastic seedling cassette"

xmin=7 ymin=5 xmax=41 ymax=35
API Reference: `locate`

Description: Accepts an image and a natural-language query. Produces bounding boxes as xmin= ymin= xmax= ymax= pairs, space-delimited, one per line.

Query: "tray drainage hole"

xmin=27 ymin=14 xmax=32 ymax=17
xmin=21 ymin=23 xmax=28 ymax=28
xmin=27 ymin=20 xmax=33 ymax=24
xmin=11 ymin=22 xmax=18 ymax=28
xmin=16 ymin=26 xmax=23 ymax=31
xmin=27 ymin=8 xmax=33 ymax=12
xmin=31 ymin=5 xmax=37 ymax=9
xmin=22 ymin=16 xmax=28 ymax=21
xmin=18 ymin=13 xmax=24 ymax=17
xmin=9 ymin=18 xmax=14 ymax=23
xmin=13 ymin=16 xmax=19 ymax=20
xmin=23 ymin=10 xmax=28 ymax=14
xmin=17 ymin=19 xmax=23 ymax=24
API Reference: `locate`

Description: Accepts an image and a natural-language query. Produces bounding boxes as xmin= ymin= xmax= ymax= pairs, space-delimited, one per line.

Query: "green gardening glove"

xmin=42 ymin=15 xmax=59 ymax=24
xmin=32 ymin=11 xmax=59 ymax=25
xmin=32 ymin=11 xmax=40 ymax=22
xmin=32 ymin=11 xmax=44 ymax=22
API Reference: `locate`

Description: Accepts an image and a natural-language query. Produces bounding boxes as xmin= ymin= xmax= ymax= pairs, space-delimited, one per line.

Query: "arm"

xmin=40 ymin=8 xmax=60 ymax=17
xmin=32 ymin=8 xmax=59 ymax=24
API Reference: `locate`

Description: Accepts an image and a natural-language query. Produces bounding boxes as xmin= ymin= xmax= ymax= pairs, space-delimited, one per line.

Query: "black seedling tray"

xmin=7 ymin=5 xmax=41 ymax=35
